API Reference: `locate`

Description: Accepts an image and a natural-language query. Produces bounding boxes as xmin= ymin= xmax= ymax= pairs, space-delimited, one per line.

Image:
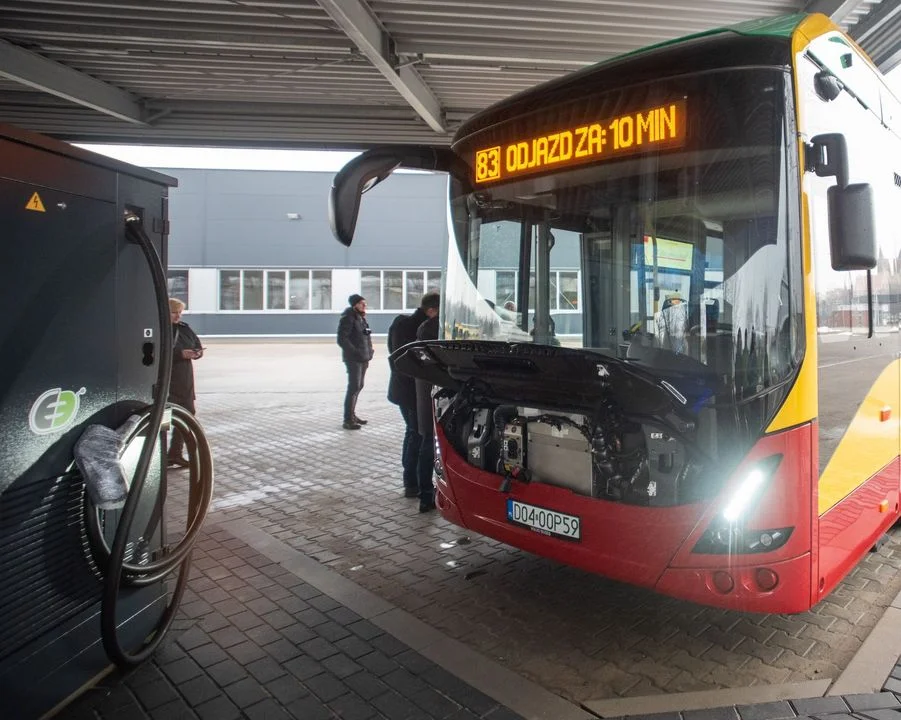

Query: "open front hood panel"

xmin=391 ymin=340 xmax=679 ymax=416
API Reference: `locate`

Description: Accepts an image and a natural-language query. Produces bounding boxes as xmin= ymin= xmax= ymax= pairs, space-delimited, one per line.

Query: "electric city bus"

xmin=329 ymin=13 xmax=901 ymax=613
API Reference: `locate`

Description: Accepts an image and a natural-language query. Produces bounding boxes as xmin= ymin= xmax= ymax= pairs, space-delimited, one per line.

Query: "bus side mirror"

xmin=827 ymin=183 xmax=877 ymax=270
xmin=329 ymin=146 xmax=471 ymax=247
xmin=809 ymin=133 xmax=877 ymax=271
xmin=329 ymin=152 xmax=402 ymax=247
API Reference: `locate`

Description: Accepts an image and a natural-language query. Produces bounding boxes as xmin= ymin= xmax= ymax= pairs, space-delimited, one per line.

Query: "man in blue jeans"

xmin=337 ymin=294 xmax=374 ymax=430
xmin=387 ymin=292 xmax=440 ymax=497
xmin=414 ymin=305 xmax=440 ymax=512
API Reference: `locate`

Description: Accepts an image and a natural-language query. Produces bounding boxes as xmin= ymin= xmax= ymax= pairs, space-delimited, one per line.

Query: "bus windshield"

xmin=446 ymin=68 xmax=801 ymax=401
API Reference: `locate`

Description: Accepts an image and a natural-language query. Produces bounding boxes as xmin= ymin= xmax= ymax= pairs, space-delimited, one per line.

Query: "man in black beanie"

xmin=337 ymin=294 xmax=374 ymax=429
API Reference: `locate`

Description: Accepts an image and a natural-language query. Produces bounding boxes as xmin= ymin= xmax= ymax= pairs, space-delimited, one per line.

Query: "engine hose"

xmin=95 ymin=216 xmax=210 ymax=668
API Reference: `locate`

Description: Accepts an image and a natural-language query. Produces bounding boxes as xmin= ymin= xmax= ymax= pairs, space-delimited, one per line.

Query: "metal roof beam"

xmin=845 ymin=0 xmax=901 ymax=73
xmin=847 ymin=0 xmax=901 ymax=44
xmin=314 ymin=0 xmax=445 ymax=133
xmin=2 ymin=23 xmax=347 ymax=54
xmin=803 ymin=0 xmax=871 ymax=25
xmin=395 ymin=41 xmax=615 ymax=67
xmin=875 ymin=44 xmax=901 ymax=74
xmin=0 ymin=38 xmax=145 ymax=124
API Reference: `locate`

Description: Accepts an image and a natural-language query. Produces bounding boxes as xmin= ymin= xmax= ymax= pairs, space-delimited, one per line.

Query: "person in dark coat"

xmin=387 ymin=292 xmax=440 ymax=498
xmin=414 ymin=308 xmax=440 ymax=512
xmin=337 ymin=294 xmax=374 ymax=430
xmin=168 ymin=298 xmax=203 ymax=467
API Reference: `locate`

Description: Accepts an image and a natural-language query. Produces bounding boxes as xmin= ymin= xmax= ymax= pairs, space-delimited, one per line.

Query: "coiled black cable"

xmin=90 ymin=216 xmax=213 ymax=667
xmin=85 ymin=404 xmax=214 ymax=583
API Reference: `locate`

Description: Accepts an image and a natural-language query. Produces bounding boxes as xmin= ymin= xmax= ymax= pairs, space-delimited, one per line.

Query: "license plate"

xmin=506 ymin=499 xmax=581 ymax=541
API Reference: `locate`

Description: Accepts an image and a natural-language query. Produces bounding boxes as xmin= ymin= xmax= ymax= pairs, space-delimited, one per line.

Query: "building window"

xmin=496 ymin=271 xmax=516 ymax=307
xmin=167 ymin=269 xmax=189 ymax=309
xmin=556 ymin=271 xmax=579 ymax=309
xmin=360 ymin=270 xmax=443 ymax=311
xmin=405 ymin=272 xmax=424 ymax=310
xmin=289 ymin=270 xmax=310 ymax=310
xmin=494 ymin=270 xmax=580 ymax=312
xmin=361 ymin=271 xmax=382 ymax=310
xmin=385 ymin=271 xmax=403 ymax=310
xmin=220 ymin=270 xmax=241 ymax=310
xmin=267 ymin=271 xmax=286 ymax=309
xmin=311 ymin=270 xmax=332 ymax=310
xmin=243 ymin=270 xmax=264 ymax=310
xmin=219 ymin=269 xmax=332 ymax=310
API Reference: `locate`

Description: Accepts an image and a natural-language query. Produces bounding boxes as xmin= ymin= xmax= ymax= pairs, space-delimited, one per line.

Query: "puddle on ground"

xmin=439 ymin=536 xmax=472 ymax=549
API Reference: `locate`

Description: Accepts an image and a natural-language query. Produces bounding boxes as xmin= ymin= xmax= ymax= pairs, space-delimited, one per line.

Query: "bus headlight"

xmin=722 ymin=468 xmax=767 ymax=522
xmin=433 ymin=434 xmax=444 ymax=478
xmin=693 ymin=455 xmax=787 ymax=554
xmin=693 ymin=525 xmax=793 ymax=554
xmin=721 ymin=454 xmax=782 ymax=523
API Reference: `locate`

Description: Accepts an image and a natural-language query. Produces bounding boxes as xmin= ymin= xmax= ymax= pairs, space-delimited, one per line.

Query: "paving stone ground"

xmin=52 ymin=341 xmax=901 ymax=719
xmin=190 ymin=342 xmax=901 ymax=703
xmin=59 ymin=524 xmax=527 ymax=720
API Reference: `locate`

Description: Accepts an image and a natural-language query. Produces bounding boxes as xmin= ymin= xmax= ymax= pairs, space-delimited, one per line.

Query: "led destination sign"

xmin=474 ymin=100 xmax=686 ymax=184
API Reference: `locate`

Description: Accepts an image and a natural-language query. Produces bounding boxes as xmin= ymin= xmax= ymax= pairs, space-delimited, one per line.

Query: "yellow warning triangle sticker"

xmin=25 ymin=192 xmax=46 ymax=213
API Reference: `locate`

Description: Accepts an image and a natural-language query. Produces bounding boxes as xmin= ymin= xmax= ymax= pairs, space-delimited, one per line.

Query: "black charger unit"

xmin=0 ymin=124 xmax=178 ymax=719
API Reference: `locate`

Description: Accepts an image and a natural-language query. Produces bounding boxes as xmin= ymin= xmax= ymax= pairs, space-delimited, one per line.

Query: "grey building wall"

xmin=158 ymin=167 xmax=448 ymax=335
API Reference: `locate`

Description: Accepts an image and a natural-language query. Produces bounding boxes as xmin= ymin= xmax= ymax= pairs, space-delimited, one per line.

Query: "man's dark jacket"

xmin=387 ymin=307 xmax=427 ymax=407
xmin=337 ymin=307 xmax=374 ymax=363
xmin=415 ymin=315 xmax=440 ymax=437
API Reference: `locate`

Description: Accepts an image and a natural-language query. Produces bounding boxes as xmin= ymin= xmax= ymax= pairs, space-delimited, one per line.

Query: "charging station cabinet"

xmin=0 ymin=124 xmax=178 ymax=719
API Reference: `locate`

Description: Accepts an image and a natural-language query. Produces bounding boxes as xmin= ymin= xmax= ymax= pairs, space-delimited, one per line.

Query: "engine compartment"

xmin=391 ymin=339 xmax=727 ymax=507
xmin=438 ymin=393 xmax=713 ymax=507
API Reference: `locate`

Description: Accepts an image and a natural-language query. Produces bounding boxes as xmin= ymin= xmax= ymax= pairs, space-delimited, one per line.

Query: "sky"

xmin=76 ymin=144 xmax=361 ymax=172
xmin=78 ymin=67 xmax=901 ymax=172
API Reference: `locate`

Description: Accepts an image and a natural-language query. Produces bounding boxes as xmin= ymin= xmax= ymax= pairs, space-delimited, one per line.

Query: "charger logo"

xmin=28 ymin=387 xmax=86 ymax=435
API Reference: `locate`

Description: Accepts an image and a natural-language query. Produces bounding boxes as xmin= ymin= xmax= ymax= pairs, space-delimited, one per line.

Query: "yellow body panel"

xmin=765 ymin=14 xmax=835 ymax=434
xmin=775 ymin=14 xmax=901 ymax=514
xmin=817 ymin=361 xmax=900 ymax=513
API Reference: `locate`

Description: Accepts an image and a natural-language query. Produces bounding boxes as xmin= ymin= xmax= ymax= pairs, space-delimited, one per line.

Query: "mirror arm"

xmin=867 ymin=270 xmax=874 ymax=338
xmin=809 ymin=133 xmax=850 ymax=187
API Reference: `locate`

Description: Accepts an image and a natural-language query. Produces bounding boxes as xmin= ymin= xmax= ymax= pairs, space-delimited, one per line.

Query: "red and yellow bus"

xmin=329 ymin=13 xmax=901 ymax=613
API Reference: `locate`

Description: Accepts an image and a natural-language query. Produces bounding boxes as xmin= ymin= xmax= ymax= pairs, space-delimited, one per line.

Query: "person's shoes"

xmin=342 ymin=421 xmax=362 ymax=430
xmin=353 ymin=416 xmax=368 ymax=425
xmin=403 ymin=488 xmax=420 ymax=498
xmin=167 ymin=456 xmax=190 ymax=468
xmin=419 ymin=499 xmax=436 ymax=513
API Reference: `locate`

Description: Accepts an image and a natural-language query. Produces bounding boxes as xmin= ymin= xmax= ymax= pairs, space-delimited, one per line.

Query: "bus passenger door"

xmin=580 ymin=221 xmax=615 ymax=352
xmin=797 ymin=33 xmax=901 ymax=597
xmin=579 ymin=206 xmax=634 ymax=355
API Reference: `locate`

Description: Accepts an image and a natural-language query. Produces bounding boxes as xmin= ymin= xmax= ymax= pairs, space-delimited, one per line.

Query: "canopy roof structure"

xmin=0 ymin=0 xmax=898 ymax=149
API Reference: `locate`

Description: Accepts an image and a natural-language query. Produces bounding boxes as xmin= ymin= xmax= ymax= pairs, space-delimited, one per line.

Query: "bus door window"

xmin=579 ymin=205 xmax=631 ymax=354
xmin=799 ymin=35 xmax=901 ymax=472
xmin=531 ymin=222 xmax=554 ymax=344
xmin=580 ymin=223 xmax=613 ymax=350
xmin=803 ymin=36 xmax=897 ymax=340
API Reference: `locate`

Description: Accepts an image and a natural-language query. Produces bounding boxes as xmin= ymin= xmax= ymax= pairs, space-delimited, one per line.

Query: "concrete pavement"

xmin=55 ymin=340 xmax=901 ymax=719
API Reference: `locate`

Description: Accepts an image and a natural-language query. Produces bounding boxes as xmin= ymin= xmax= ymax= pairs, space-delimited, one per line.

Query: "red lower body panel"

xmin=436 ymin=429 xmax=701 ymax=588
xmin=434 ymin=415 xmax=901 ymax=612
xmin=817 ymin=457 xmax=900 ymax=601
xmin=434 ymin=423 xmax=817 ymax=612
xmin=655 ymin=553 xmax=812 ymax=613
